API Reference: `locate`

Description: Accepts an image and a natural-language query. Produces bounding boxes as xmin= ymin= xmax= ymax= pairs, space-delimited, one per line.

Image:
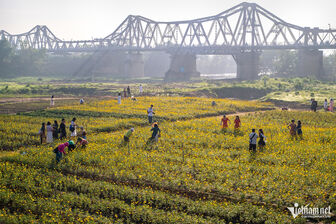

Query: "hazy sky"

xmin=1 ymin=0 xmax=336 ymax=40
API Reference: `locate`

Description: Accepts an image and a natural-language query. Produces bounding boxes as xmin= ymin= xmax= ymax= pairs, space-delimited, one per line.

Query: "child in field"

xmin=288 ymin=120 xmax=297 ymax=139
xmin=221 ymin=115 xmax=230 ymax=130
xmin=38 ymin=122 xmax=46 ymax=144
xmin=249 ymin=129 xmax=258 ymax=152
xmin=258 ymin=129 xmax=266 ymax=150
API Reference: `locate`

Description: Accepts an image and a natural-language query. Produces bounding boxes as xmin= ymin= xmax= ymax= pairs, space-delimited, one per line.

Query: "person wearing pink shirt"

xmin=54 ymin=142 xmax=69 ymax=163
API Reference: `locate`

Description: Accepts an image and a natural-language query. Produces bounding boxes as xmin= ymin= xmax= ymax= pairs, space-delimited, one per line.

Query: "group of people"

xmin=38 ymin=117 xmax=88 ymax=163
xmin=221 ymin=115 xmax=241 ymax=130
xmin=39 ymin=117 xmax=81 ymax=144
xmin=117 ymin=85 xmax=144 ymax=104
xmin=323 ymin=98 xmax=334 ymax=112
xmin=122 ymin=123 xmax=161 ymax=148
xmin=288 ymin=120 xmax=303 ymax=140
xmin=311 ymin=98 xmax=334 ymax=112
xmin=122 ymin=104 xmax=160 ymax=147
xmin=219 ymin=113 xmax=305 ymax=153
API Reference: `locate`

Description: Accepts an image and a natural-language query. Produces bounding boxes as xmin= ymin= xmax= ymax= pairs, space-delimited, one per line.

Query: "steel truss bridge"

xmin=1 ymin=2 xmax=336 ymax=54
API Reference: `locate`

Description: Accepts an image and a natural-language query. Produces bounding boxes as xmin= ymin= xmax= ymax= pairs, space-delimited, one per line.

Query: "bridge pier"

xmin=297 ymin=49 xmax=324 ymax=78
xmin=91 ymin=51 xmax=144 ymax=77
xmin=164 ymin=54 xmax=200 ymax=82
xmin=233 ymin=51 xmax=260 ymax=80
xmin=92 ymin=51 xmax=125 ymax=77
xmin=124 ymin=52 xmax=145 ymax=77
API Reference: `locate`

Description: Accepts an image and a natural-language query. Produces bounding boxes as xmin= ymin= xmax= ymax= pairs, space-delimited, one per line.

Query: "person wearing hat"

xmin=124 ymin=128 xmax=134 ymax=143
xmin=67 ymin=140 xmax=76 ymax=152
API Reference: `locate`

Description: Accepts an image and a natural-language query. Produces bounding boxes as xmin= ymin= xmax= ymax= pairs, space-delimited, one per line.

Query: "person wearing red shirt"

xmin=234 ymin=116 xmax=241 ymax=129
xmin=221 ymin=115 xmax=230 ymax=129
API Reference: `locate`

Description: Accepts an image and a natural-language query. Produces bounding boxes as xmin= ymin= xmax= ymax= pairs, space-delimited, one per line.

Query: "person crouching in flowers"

xmin=123 ymin=128 xmax=134 ymax=144
xmin=258 ymin=129 xmax=266 ymax=150
xmin=54 ymin=142 xmax=70 ymax=163
xmin=76 ymin=136 xmax=88 ymax=149
xmin=288 ymin=119 xmax=297 ymax=140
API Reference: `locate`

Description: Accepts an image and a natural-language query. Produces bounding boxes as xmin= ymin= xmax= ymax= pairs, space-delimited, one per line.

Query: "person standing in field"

xmin=297 ymin=120 xmax=303 ymax=139
xmin=46 ymin=121 xmax=53 ymax=143
xmin=117 ymin=92 xmax=122 ymax=104
xmin=70 ymin=117 xmax=77 ymax=137
xmin=147 ymin=105 xmax=155 ymax=124
xmin=249 ymin=129 xmax=258 ymax=152
xmin=324 ymin=99 xmax=328 ymax=111
xmin=59 ymin=118 xmax=66 ymax=140
xmin=123 ymin=88 xmax=127 ymax=98
xmin=39 ymin=122 xmax=46 ymax=144
xmin=330 ymin=99 xmax=334 ymax=112
xmin=127 ymin=86 xmax=131 ymax=97
xmin=150 ymin=123 xmax=161 ymax=142
xmin=139 ymin=84 xmax=143 ymax=95
xmin=311 ymin=99 xmax=317 ymax=112
xmin=50 ymin=95 xmax=54 ymax=107
xmin=258 ymin=129 xmax=266 ymax=150
xmin=234 ymin=116 xmax=241 ymax=129
xmin=288 ymin=119 xmax=297 ymax=139
xmin=221 ymin=115 xmax=230 ymax=130
xmin=52 ymin=120 xmax=59 ymax=140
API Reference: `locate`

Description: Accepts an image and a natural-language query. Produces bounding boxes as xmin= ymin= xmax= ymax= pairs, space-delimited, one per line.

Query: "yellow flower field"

xmin=0 ymin=97 xmax=335 ymax=223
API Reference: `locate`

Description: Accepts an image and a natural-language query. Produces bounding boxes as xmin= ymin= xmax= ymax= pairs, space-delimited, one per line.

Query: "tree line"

xmin=0 ymin=39 xmax=335 ymax=79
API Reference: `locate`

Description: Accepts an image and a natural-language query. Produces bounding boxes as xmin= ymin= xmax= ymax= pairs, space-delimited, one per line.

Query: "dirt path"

xmin=0 ymin=97 xmax=79 ymax=104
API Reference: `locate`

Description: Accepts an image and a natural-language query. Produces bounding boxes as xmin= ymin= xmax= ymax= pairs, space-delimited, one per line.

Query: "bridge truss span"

xmin=1 ymin=2 xmax=336 ymax=53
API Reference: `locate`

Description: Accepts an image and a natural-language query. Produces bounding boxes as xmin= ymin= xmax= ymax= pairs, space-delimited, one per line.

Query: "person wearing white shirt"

xmin=117 ymin=92 xmax=121 ymax=104
xmin=324 ymin=99 xmax=328 ymax=111
xmin=70 ymin=118 xmax=77 ymax=137
xmin=139 ymin=84 xmax=143 ymax=94
xmin=249 ymin=129 xmax=258 ymax=152
xmin=147 ymin=105 xmax=154 ymax=124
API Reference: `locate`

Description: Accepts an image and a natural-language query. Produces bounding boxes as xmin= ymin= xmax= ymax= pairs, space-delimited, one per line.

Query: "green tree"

xmin=0 ymin=39 xmax=14 ymax=77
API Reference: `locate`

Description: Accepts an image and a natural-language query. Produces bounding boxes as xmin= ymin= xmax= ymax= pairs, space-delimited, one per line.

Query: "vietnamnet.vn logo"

xmin=287 ymin=203 xmax=332 ymax=219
